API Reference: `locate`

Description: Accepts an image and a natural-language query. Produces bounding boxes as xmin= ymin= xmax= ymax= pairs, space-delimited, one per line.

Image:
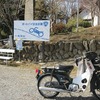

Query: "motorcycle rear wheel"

xmin=37 ymin=74 xmax=59 ymax=98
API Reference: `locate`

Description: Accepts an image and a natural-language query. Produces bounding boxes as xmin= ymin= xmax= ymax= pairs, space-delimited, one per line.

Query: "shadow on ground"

xmin=55 ymin=96 xmax=97 ymax=100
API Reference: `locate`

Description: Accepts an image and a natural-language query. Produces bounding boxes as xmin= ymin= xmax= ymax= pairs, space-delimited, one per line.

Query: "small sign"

xmin=15 ymin=40 xmax=23 ymax=50
xmin=14 ymin=20 xmax=50 ymax=41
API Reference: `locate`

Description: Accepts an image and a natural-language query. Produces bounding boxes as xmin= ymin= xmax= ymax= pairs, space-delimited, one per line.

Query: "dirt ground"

xmin=0 ymin=60 xmax=98 ymax=100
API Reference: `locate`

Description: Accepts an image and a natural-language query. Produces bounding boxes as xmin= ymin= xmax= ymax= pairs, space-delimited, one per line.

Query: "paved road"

xmin=0 ymin=65 xmax=97 ymax=100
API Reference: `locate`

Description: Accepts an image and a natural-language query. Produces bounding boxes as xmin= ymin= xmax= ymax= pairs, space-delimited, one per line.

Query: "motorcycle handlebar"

xmin=75 ymin=56 xmax=87 ymax=66
xmin=75 ymin=56 xmax=86 ymax=61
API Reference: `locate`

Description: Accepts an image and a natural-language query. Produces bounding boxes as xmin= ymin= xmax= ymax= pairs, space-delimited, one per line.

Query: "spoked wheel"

xmin=93 ymin=89 xmax=100 ymax=100
xmin=37 ymin=74 xmax=59 ymax=98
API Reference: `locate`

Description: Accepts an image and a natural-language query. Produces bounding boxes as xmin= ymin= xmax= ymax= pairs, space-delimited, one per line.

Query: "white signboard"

xmin=14 ymin=20 xmax=50 ymax=41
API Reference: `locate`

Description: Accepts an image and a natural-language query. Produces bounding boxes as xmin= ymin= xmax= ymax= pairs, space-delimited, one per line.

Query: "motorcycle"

xmin=36 ymin=51 xmax=100 ymax=99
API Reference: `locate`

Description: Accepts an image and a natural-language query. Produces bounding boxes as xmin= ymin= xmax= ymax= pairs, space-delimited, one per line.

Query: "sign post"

xmin=15 ymin=39 xmax=23 ymax=62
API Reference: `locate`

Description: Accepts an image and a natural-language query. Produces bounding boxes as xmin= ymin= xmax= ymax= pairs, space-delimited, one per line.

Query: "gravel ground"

xmin=0 ymin=65 xmax=97 ymax=100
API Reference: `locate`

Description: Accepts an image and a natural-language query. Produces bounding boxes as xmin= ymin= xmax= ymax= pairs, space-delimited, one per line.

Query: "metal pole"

xmin=33 ymin=0 xmax=35 ymax=20
xmin=19 ymin=50 xmax=21 ymax=62
xmin=76 ymin=0 xmax=79 ymax=32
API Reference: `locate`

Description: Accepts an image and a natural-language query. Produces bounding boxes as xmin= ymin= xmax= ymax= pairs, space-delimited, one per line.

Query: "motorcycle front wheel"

xmin=93 ymin=89 xmax=100 ymax=100
xmin=92 ymin=72 xmax=100 ymax=100
xmin=37 ymin=74 xmax=59 ymax=98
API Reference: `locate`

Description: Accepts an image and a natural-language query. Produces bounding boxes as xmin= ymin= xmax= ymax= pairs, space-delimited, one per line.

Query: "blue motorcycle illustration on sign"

xmin=29 ymin=27 xmax=44 ymax=37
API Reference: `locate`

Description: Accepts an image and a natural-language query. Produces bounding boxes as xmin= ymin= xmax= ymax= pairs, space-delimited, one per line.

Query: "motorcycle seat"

xmin=58 ymin=65 xmax=74 ymax=72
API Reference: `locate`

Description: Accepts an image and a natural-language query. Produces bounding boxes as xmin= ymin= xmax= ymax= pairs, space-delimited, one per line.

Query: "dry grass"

xmin=12 ymin=61 xmax=41 ymax=69
xmin=0 ymin=60 xmax=41 ymax=70
xmin=0 ymin=60 xmax=77 ymax=77
xmin=70 ymin=66 xmax=77 ymax=78
xmin=50 ymin=26 xmax=100 ymax=43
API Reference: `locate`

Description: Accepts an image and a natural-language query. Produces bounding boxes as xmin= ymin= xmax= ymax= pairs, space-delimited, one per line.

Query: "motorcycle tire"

xmin=92 ymin=89 xmax=100 ymax=100
xmin=93 ymin=73 xmax=100 ymax=100
xmin=37 ymin=74 xmax=59 ymax=98
xmin=92 ymin=72 xmax=100 ymax=100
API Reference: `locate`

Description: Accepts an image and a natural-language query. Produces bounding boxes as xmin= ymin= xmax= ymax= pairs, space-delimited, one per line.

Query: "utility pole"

xmin=76 ymin=0 xmax=79 ymax=32
xmin=25 ymin=0 xmax=33 ymax=20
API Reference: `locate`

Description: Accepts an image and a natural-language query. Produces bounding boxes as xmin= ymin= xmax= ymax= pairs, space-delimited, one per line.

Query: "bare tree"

xmin=0 ymin=0 xmax=25 ymax=35
xmin=81 ymin=0 xmax=100 ymax=26
xmin=96 ymin=0 xmax=100 ymax=24
xmin=96 ymin=0 xmax=100 ymax=10
xmin=47 ymin=0 xmax=61 ymax=23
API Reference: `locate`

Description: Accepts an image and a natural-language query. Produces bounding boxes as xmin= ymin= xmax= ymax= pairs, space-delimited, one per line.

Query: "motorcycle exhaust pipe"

xmin=39 ymin=87 xmax=67 ymax=92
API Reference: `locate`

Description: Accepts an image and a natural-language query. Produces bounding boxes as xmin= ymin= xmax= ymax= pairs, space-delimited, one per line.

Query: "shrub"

xmin=80 ymin=21 xmax=91 ymax=28
xmin=66 ymin=18 xmax=79 ymax=32
xmin=52 ymin=23 xmax=67 ymax=34
xmin=66 ymin=18 xmax=91 ymax=32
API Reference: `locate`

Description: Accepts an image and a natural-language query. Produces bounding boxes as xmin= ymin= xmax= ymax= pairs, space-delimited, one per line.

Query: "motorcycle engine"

xmin=68 ymin=84 xmax=79 ymax=92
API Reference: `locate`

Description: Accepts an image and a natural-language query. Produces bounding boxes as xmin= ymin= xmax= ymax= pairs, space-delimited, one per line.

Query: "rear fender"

xmin=36 ymin=70 xmax=44 ymax=80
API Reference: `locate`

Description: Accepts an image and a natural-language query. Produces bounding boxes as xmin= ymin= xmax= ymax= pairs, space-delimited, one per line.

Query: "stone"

xmin=55 ymin=43 xmax=59 ymax=50
xmin=44 ymin=44 xmax=50 ymax=52
xmin=50 ymin=44 xmax=55 ymax=51
xmin=64 ymin=43 xmax=70 ymax=52
xmin=70 ymin=42 xmax=73 ymax=52
xmin=44 ymin=51 xmax=48 ymax=56
xmin=78 ymin=50 xmax=82 ymax=55
xmin=52 ymin=55 xmax=58 ymax=61
xmin=64 ymin=53 xmax=69 ymax=59
xmin=96 ymin=50 xmax=100 ymax=55
xmin=73 ymin=49 xmax=78 ymax=55
xmin=38 ymin=52 xmax=44 ymax=60
xmin=56 ymin=52 xmax=62 ymax=60
xmin=59 ymin=50 xmax=64 ymax=56
xmin=38 ymin=43 xmax=45 ymax=52
xmin=96 ymin=41 xmax=100 ymax=49
xmin=89 ymin=39 xmax=97 ymax=52
xmin=83 ymin=40 xmax=89 ymax=51
xmin=74 ymin=42 xmax=84 ymax=50
xmin=58 ymin=41 xmax=64 ymax=50
xmin=68 ymin=52 xmax=74 ymax=57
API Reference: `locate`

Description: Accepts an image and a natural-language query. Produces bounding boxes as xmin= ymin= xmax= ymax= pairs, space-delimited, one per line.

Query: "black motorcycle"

xmin=36 ymin=51 xmax=100 ymax=100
